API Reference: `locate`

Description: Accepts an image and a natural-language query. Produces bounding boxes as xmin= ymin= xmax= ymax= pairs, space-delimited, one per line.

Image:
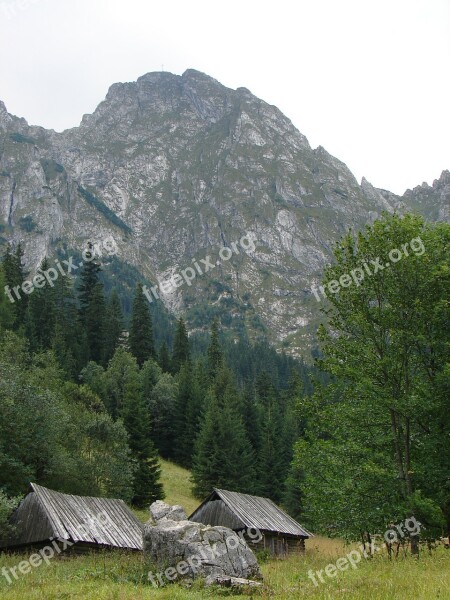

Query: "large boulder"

xmin=149 ymin=500 xmax=187 ymax=523
xmin=144 ymin=501 xmax=262 ymax=587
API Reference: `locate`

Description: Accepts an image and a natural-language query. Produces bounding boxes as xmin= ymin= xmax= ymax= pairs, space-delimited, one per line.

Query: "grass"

xmin=1 ymin=539 xmax=448 ymax=599
xmin=131 ymin=459 xmax=199 ymax=523
xmin=1 ymin=461 xmax=449 ymax=599
xmin=158 ymin=459 xmax=200 ymax=516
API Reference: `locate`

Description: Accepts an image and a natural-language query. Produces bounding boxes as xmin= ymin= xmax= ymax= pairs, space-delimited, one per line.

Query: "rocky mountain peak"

xmin=0 ymin=70 xmax=447 ymax=353
xmin=0 ymin=101 xmax=11 ymax=130
xmin=403 ymin=169 xmax=449 ymax=222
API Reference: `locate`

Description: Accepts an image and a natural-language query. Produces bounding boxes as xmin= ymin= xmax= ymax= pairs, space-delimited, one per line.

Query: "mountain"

xmin=0 ymin=69 xmax=448 ymax=354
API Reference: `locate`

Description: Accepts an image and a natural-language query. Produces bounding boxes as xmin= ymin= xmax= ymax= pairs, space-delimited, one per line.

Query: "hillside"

xmin=158 ymin=460 xmax=199 ymax=516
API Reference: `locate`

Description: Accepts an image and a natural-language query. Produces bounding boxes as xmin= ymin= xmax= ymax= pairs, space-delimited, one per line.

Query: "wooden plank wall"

xmin=249 ymin=533 xmax=306 ymax=556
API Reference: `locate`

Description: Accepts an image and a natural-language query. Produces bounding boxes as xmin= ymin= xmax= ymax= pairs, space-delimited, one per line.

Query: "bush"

xmin=0 ymin=490 xmax=20 ymax=542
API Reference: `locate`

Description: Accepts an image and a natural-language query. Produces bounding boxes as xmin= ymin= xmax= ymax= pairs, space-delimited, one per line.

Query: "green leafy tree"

xmin=0 ymin=491 xmax=20 ymax=542
xmin=298 ymin=214 xmax=449 ymax=544
xmin=102 ymin=347 xmax=136 ymax=418
xmin=0 ymin=331 xmax=134 ymax=500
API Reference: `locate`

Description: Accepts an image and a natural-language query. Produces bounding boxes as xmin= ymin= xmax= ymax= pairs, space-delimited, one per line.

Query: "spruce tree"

xmin=52 ymin=322 xmax=77 ymax=380
xmin=243 ymin=381 xmax=262 ymax=454
xmin=105 ymin=348 xmax=164 ymax=506
xmin=158 ymin=341 xmax=172 ymax=373
xmin=52 ymin=269 xmax=81 ymax=377
xmin=129 ymin=283 xmax=155 ymax=366
xmin=256 ymin=372 xmax=286 ymax=502
xmin=0 ymin=264 xmax=15 ymax=330
xmin=25 ymin=257 xmax=57 ymax=352
xmin=174 ymin=361 xmax=203 ymax=468
xmin=191 ymin=390 xmax=224 ymax=498
xmin=78 ymin=246 xmax=105 ymax=363
xmin=120 ymin=358 xmax=164 ymax=507
xmin=191 ymin=368 xmax=255 ymax=497
xmin=3 ymin=243 xmax=28 ymax=328
xmin=283 ymin=458 xmax=305 ymax=521
xmin=219 ymin=379 xmax=256 ymax=493
xmin=103 ymin=289 xmax=124 ymax=365
xmin=172 ymin=318 xmax=190 ymax=372
xmin=207 ymin=319 xmax=223 ymax=381
xmin=149 ymin=373 xmax=177 ymax=459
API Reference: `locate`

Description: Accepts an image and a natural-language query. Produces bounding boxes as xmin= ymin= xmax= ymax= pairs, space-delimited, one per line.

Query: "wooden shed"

xmin=189 ymin=488 xmax=312 ymax=556
xmin=0 ymin=483 xmax=143 ymax=552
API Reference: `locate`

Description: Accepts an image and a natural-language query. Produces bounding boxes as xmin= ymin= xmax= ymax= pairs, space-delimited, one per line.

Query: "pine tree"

xmin=129 ymin=283 xmax=155 ymax=366
xmin=256 ymin=371 xmax=286 ymax=502
xmin=0 ymin=264 xmax=14 ymax=330
xmin=78 ymin=246 xmax=105 ymax=364
xmin=191 ymin=368 xmax=255 ymax=497
xmin=52 ymin=322 xmax=77 ymax=380
xmin=149 ymin=373 xmax=177 ymax=459
xmin=119 ymin=352 xmax=164 ymax=507
xmin=191 ymin=390 xmax=224 ymax=498
xmin=172 ymin=318 xmax=190 ymax=372
xmin=207 ymin=319 xmax=223 ymax=381
xmin=105 ymin=348 xmax=164 ymax=508
xmin=158 ymin=342 xmax=172 ymax=373
xmin=25 ymin=257 xmax=57 ymax=352
xmin=283 ymin=458 xmax=305 ymax=521
xmin=103 ymin=289 xmax=124 ymax=365
xmin=52 ymin=270 xmax=81 ymax=378
xmin=3 ymin=243 xmax=28 ymax=328
xmin=242 ymin=381 xmax=261 ymax=454
xmin=219 ymin=379 xmax=256 ymax=493
xmin=174 ymin=361 xmax=203 ymax=468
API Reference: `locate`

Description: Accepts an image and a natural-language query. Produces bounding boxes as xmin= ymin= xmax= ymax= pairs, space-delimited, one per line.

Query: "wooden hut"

xmin=0 ymin=483 xmax=143 ymax=552
xmin=189 ymin=488 xmax=312 ymax=556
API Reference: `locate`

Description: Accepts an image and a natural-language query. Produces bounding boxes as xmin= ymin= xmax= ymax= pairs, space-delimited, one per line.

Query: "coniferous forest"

xmin=0 ymin=242 xmax=316 ymax=514
xmin=0 ymin=213 xmax=449 ymax=547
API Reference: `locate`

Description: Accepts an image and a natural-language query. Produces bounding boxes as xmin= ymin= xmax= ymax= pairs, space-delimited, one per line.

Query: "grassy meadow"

xmin=1 ymin=460 xmax=449 ymax=600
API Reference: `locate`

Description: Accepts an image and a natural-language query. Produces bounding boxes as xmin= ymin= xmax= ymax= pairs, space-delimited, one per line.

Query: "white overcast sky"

xmin=0 ymin=0 xmax=448 ymax=194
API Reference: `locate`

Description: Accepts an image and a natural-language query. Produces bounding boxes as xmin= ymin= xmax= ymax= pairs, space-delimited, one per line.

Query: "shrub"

xmin=0 ymin=491 xmax=20 ymax=542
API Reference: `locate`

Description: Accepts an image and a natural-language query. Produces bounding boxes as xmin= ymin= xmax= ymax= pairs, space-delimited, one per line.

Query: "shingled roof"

xmin=0 ymin=483 xmax=143 ymax=550
xmin=189 ymin=488 xmax=312 ymax=538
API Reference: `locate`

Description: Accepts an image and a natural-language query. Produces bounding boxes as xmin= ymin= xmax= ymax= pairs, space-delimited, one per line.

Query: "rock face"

xmin=0 ymin=69 xmax=447 ymax=353
xmin=143 ymin=501 xmax=262 ymax=585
